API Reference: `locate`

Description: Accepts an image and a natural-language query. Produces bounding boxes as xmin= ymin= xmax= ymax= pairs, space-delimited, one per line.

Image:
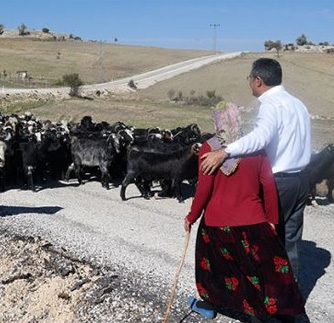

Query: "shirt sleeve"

xmin=225 ymin=102 xmax=278 ymax=157
xmin=258 ymin=153 xmax=279 ymax=224
xmin=186 ymin=142 xmax=215 ymax=224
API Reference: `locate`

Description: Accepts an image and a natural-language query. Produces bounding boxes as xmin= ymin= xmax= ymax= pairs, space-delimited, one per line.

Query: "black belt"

xmin=274 ymin=169 xmax=307 ymax=178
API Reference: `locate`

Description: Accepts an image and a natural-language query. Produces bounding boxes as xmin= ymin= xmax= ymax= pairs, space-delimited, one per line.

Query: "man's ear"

xmin=255 ymin=76 xmax=263 ymax=88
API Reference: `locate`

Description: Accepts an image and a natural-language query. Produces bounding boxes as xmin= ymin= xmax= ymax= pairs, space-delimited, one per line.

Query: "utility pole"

xmin=98 ymin=40 xmax=104 ymax=83
xmin=209 ymin=24 xmax=220 ymax=54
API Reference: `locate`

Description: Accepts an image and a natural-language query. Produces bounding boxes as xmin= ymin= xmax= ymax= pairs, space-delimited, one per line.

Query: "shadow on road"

xmin=299 ymin=239 xmax=331 ymax=299
xmin=0 ymin=205 xmax=63 ymax=217
xmin=121 ymin=182 xmax=197 ymax=202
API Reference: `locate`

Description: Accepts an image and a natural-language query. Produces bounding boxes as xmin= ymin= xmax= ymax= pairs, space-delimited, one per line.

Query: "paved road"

xmin=1 ymin=52 xmax=243 ymax=97
xmin=0 ymin=180 xmax=333 ymax=322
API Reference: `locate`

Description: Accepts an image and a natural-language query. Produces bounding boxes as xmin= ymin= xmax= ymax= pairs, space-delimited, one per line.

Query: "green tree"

xmin=296 ymin=34 xmax=308 ymax=46
xmin=62 ymin=73 xmax=83 ymax=97
xmin=264 ymin=40 xmax=283 ymax=57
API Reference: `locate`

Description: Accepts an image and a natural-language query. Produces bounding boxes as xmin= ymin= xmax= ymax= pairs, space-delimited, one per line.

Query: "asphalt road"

xmin=0 ymin=180 xmax=333 ymax=322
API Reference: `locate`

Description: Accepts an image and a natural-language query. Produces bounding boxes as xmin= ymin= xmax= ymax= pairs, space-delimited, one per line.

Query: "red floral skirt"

xmin=195 ymin=218 xmax=305 ymax=320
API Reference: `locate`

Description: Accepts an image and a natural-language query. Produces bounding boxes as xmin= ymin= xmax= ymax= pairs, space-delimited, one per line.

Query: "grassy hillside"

xmin=1 ymin=38 xmax=334 ymax=150
xmin=0 ymin=38 xmax=212 ymax=86
xmin=138 ymin=51 xmax=334 ymax=118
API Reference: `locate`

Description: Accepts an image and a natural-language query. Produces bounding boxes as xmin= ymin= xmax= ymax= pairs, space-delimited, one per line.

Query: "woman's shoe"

xmin=187 ymin=296 xmax=216 ymax=319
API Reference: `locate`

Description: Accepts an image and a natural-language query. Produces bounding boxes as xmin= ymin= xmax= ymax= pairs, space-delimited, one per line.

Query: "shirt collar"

xmin=258 ymin=85 xmax=284 ymax=102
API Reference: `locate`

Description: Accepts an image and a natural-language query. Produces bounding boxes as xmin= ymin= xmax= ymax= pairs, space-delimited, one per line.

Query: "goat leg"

xmin=26 ymin=166 xmax=35 ymax=192
xmin=121 ymin=172 xmax=136 ymax=200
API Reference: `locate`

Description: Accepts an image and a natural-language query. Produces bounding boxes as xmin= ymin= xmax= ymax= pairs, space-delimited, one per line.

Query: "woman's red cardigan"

xmin=186 ymin=142 xmax=279 ymax=227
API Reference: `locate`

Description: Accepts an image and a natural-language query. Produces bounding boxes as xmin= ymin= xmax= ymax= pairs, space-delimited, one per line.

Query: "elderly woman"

xmin=184 ymin=101 xmax=307 ymax=323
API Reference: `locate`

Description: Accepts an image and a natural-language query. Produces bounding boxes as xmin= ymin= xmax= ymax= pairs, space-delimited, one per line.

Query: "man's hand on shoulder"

xmin=200 ymin=148 xmax=229 ymax=175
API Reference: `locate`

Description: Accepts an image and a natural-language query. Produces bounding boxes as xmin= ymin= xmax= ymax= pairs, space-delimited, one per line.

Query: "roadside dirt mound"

xmin=0 ymin=232 xmax=119 ymax=322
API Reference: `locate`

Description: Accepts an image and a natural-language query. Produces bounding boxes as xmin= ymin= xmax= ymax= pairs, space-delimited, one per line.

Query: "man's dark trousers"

xmin=274 ymin=170 xmax=309 ymax=281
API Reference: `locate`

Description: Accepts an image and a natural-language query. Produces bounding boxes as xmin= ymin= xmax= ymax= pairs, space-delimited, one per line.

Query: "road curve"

xmin=0 ymin=52 xmax=243 ymax=97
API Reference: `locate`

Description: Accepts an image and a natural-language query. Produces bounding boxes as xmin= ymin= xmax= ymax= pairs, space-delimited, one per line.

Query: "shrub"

xmin=167 ymin=89 xmax=222 ymax=107
xmin=167 ymin=89 xmax=175 ymax=100
xmin=284 ymin=43 xmax=295 ymax=51
xmin=128 ymin=79 xmax=137 ymax=89
xmin=62 ymin=73 xmax=83 ymax=97
xmin=176 ymin=91 xmax=183 ymax=101
xmin=326 ymin=48 xmax=334 ymax=54
xmin=0 ymin=24 xmax=4 ymax=35
xmin=42 ymin=28 xmax=50 ymax=33
xmin=206 ymin=90 xmax=216 ymax=99
xmin=18 ymin=23 xmax=27 ymax=36
xmin=186 ymin=94 xmax=223 ymax=107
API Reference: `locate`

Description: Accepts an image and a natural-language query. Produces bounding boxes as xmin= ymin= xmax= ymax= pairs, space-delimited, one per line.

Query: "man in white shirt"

xmin=201 ymin=58 xmax=311 ymax=282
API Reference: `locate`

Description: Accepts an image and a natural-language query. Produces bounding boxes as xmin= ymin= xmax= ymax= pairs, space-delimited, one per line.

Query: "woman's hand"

xmin=184 ymin=217 xmax=192 ymax=232
xmin=268 ymin=222 xmax=276 ymax=231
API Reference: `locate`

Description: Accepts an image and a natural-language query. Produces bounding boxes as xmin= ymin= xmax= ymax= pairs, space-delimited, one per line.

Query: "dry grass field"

xmin=0 ymin=38 xmax=211 ymax=85
xmin=1 ymin=38 xmax=334 ymax=150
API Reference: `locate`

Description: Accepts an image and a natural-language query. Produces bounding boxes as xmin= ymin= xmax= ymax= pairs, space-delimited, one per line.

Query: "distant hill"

xmin=0 ymin=35 xmax=211 ymax=88
xmin=0 ymin=28 xmax=79 ymax=41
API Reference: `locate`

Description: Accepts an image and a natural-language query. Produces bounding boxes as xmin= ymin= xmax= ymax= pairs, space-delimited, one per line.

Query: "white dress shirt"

xmin=225 ymin=85 xmax=311 ymax=174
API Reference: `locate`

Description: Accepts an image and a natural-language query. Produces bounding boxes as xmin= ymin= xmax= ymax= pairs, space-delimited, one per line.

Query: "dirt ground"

xmin=0 ymin=232 xmax=123 ymax=323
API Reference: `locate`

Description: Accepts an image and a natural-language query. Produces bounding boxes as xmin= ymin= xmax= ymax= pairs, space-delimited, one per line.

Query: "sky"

xmin=1 ymin=0 xmax=334 ymax=52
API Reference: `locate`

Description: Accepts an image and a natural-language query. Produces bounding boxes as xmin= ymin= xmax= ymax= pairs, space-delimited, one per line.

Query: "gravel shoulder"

xmin=0 ymin=180 xmax=333 ymax=322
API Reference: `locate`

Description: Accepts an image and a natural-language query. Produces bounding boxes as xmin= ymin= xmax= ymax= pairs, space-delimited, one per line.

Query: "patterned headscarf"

xmin=211 ymin=100 xmax=242 ymax=146
xmin=208 ymin=100 xmax=242 ymax=176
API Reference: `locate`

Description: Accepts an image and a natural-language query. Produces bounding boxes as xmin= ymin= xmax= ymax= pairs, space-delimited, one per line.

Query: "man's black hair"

xmin=251 ymin=58 xmax=282 ymax=86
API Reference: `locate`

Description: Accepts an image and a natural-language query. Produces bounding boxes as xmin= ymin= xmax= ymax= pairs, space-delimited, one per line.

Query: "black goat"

xmin=65 ymin=133 xmax=120 ymax=189
xmin=0 ymin=139 xmax=7 ymax=191
xmin=120 ymin=142 xmax=201 ymax=202
xmin=171 ymin=123 xmax=201 ymax=145
xmin=307 ymin=143 xmax=334 ymax=206
xmin=18 ymin=136 xmax=39 ymax=191
xmin=326 ymin=163 xmax=334 ymax=202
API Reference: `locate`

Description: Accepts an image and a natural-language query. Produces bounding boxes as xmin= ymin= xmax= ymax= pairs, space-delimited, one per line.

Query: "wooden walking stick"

xmin=162 ymin=230 xmax=191 ymax=323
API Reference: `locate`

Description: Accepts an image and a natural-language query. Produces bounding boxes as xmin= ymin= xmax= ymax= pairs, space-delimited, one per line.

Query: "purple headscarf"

xmin=207 ymin=101 xmax=242 ymax=176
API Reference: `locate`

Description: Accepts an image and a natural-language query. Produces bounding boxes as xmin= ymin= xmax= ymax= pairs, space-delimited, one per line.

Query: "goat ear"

xmin=114 ymin=124 xmax=122 ymax=132
xmin=191 ymin=124 xmax=201 ymax=133
xmin=192 ymin=143 xmax=201 ymax=155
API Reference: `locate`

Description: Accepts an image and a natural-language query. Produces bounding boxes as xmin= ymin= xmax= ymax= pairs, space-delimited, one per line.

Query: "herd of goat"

xmin=0 ymin=112 xmax=206 ymax=202
xmin=0 ymin=111 xmax=334 ymax=205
